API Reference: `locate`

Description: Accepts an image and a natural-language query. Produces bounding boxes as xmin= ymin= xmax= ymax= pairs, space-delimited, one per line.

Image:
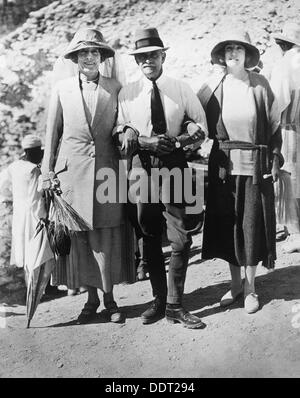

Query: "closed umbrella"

xmin=25 ymin=176 xmax=92 ymax=328
xmin=25 ymin=220 xmax=56 ymax=328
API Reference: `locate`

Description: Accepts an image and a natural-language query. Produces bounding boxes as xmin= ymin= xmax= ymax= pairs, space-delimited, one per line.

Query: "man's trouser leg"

xmin=164 ymin=203 xmax=200 ymax=305
xmin=126 ymin=203 xmax=148 ymax=278
xmin=136 ymin=202 xmax=167 ymax=300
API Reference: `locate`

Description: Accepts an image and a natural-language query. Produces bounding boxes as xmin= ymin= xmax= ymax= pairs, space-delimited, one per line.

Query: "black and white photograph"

xmin=0 ymin=0 xmax=300 ymax=380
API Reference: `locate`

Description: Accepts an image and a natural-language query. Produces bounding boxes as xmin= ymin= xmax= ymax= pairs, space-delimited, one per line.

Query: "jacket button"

xmin=89 ymin=152 xmax=95 ymax=158
xmin=90 ymin=140 xmax=94 ymax=145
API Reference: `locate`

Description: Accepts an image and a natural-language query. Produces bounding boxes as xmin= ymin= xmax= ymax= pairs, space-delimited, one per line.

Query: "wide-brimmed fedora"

xmin=63 ymin=28 xmax=115 ymax=61
xmin=129 ymin=27 xmax=169 ymax=55
xmin=211 ymin=30 xmax=260 ymax=69
xmin=272 ymin=22 xmax=300 ymax=47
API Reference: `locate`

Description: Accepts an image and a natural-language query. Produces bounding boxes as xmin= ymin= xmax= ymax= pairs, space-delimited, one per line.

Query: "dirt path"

xmin=1 ymin=233 xmax=300 ymax=378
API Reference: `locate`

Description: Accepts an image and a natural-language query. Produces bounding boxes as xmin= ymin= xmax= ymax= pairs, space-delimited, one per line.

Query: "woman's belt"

xmin=281 ymin=123 xmax=298 ymax=130
xmin=218 ymin=140 xmax=269 ymax=185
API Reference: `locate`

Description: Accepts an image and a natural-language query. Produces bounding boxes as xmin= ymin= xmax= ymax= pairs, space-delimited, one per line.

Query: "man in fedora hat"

xmin=114 ymin=27 xmax=209 ymax=329
xmin=270 ymin=22 xmax=300 ymax=252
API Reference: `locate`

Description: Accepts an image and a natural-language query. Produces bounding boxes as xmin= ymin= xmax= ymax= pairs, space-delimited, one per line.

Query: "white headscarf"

xmin=51 ymin=51 xmax=127 ymax=87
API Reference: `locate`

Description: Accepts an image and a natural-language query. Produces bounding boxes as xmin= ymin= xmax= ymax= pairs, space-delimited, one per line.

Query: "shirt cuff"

xmin=112 ymin=124 xmax=139 ymax=136
xmin=195 ymin=122 xmax=208 ymax=137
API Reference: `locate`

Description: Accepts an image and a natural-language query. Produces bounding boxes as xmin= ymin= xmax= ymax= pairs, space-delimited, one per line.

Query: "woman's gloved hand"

xmin=42 ymin=171 xmax=61 ymax=194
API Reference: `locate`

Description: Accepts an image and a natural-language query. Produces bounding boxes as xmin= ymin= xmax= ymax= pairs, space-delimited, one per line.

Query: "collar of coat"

xmin=197 ymin=70 xmax=280 ymax=136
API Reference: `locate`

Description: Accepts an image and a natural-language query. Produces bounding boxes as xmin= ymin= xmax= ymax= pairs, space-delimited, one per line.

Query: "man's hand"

xmin=186 ymin=122 xmax=205 ymax=142
xmin=121 ymin=127 xmax=139 ymax=157
xmin=173 ymin=122 xmax=206 ymax=150
xmin=138 ymin=134 xmax=175 ymax=156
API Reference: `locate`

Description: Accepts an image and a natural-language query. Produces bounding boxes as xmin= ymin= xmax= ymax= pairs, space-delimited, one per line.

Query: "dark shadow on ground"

xmin=256 ymin=265 xmax=300 ymax=308
xmin=182 ymin=265 xmax=300 ymax=319
xmin=29 ymin=265 xmax=300 ymax=327
xmin=39 ymin=310 xmax=112 ymax=328
xmin=40 ymin=290 xmax=68 ymax=303
xmin=0 ymin=310 xmax=25 ymax=318
xmin=119 ymin=301 xmax=154 ymax=320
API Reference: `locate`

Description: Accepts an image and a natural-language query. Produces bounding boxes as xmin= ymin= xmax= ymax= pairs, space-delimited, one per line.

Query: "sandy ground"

xmin=0 ymin=232 xmax=300 ymax=378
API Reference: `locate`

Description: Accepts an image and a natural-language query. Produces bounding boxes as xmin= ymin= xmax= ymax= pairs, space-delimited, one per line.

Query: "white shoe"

xmin=282 ymin=234 xmax=300 ymax=253
xmin=220 ymin=286 xmax=243 ymax=307
xmin=67 ymin=289 xmax=78 ymax=296
xmin=244 ymin=293 xmax=259 ymax=314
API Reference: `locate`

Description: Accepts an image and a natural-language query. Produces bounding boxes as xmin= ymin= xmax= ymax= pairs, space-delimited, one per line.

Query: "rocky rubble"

xmin=0 ymin=0 xmax=55 ymax=36
xmin=1 ymin=0 xmax=299 ymax=170
xmin=0 ymin=0 xmax=299 ymax=278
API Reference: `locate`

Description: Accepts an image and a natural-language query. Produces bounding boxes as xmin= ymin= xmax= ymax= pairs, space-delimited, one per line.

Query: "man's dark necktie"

xmin=151 ymin=80 xmax=166 ymax=135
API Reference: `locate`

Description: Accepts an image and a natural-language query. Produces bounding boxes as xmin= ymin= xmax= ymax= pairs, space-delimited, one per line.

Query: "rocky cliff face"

xmin=1 ymin=0 xmax=299 ymax=170
xmin=0 ymin=0 xmax=299 ymax=271
xmin=1 ymin=0 xmax=299 ymax=168
xmin=0 ymin=0 xmax=55 ymax=36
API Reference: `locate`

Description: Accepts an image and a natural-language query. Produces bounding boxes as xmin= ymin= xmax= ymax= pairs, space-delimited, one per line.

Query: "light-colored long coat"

xmin=42 ymin=74 xmax=123 ymax=230
xmin=0 ymin=160 xmax=46 ymax=268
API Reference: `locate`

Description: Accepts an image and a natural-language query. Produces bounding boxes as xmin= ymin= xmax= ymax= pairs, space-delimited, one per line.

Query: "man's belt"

xmin=138 ymin=148 xmax=187 ymax=174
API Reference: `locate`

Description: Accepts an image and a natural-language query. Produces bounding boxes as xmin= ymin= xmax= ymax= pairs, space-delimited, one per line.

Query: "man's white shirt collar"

xmin=142 ymin=73 xmax=168 ymax=94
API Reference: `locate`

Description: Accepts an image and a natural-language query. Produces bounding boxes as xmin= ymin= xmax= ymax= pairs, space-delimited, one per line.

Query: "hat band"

xmin=77 ymin=40 xmax=104 ymax=47
xmin=135 ymin=37 xmax=164 ymax=50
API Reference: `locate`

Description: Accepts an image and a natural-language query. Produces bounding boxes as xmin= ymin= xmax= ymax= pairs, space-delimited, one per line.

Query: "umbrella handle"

xmin=43 ymin=189 xmax=53 ymax=216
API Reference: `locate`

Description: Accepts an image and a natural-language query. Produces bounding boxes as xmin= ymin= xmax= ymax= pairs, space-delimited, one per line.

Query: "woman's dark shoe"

xmin=104 ymin=301 xmax=125 ymax=323
xmin=41 ymin=285 xmax=65 ymax=302
xmin=76 ymin=301 xmax=100 ymax=324
xmin=45 ymin=285 xmax=61 ymax=296
xmin=165 ymin=306 xmax=206 ymax=329
xmin=103 ymin=291 xmax=125 ymax=323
